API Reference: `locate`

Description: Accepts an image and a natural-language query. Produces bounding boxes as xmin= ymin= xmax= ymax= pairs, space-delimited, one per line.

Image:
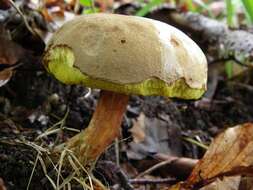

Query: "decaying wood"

xmin=147 ymin=7 xmax=253 ymax=66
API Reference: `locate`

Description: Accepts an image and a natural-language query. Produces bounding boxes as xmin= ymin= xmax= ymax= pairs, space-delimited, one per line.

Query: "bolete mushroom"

xmin=43 ymin=13 xmax=207 ymax=165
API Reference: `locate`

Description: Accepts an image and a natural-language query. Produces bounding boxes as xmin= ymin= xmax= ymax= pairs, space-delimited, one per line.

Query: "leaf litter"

xmin=2 ymin=0 xmax=253 ymax=189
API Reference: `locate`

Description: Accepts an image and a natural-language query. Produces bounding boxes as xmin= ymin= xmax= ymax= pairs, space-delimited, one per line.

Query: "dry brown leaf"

xmin=127 ymin=113 xmax=182 ymax=160
xmin=45 ymin=0 xmax=65 ymax=7
xmin=200 ymin=176 xmax=241 ymax=190
xmin=41 ymin=8 xmax=54 ymax=22
xmin=169 ymin=123 xmax=253 ymax=190
xmin=0 ymin=27 xmax=26 ymax=87
xmin=188 ymin=123 xmax=253 ymax=184
xmin=185 ymin=123 xmax=253 ymax=188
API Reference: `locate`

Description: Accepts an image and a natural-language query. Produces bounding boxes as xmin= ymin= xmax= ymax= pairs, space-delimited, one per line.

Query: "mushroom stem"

xmin=66 ymin=90 xmax=129 ymax=164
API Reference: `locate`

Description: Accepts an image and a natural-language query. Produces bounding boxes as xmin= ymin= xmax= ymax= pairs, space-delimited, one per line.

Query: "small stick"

xmin=129 ymin=178 xmax=178 ymax=185
xmin=7 ymin=0 xmax=40 ymax=38
xmin=135 ymin=159 xmax=177 ymax=178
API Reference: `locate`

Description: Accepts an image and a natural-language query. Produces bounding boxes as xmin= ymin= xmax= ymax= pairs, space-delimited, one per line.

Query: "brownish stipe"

xmin=66 ymin=90 xmax=129 ymax=164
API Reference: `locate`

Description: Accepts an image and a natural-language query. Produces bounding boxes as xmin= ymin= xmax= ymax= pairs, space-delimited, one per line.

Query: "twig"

xmin=229 ymin=81 xmax=253 ymax=92
xmin=7 ymin=0 xmax=40 ymax=38
xmin=129 ymin=178 xmax=178 ymax=185
xmin=114 ymin=138 xmax=120 ymax=167
xmin=183 ymin=137 xmax=209 ymax=150
xmin=26 ymin=153 xmax=40 ymax=190
xmin=135 ymin=159 xmax=176 ymax=178
xmin=154 ymin=154 xmax=198 ymax=179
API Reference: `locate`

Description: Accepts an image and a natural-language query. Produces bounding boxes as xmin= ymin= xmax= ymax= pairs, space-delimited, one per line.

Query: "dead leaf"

xmin=41 ymin=8 xmax=54 ymax=22
xmin=127 ymin=113 xmax=182 ymax=160
xmin=200 ymin=176 xmax=241 ymax=190
xmin=184 ymin=123 xmax=253 ymax=189
xmin=45 ymin=0 xmax=65 ymax=8
xmin=0 ymin=26 xmax=26 ymax=87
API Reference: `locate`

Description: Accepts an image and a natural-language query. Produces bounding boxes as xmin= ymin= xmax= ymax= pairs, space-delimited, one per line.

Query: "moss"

xmin=43 ymin=45 xmax=205 ymax=100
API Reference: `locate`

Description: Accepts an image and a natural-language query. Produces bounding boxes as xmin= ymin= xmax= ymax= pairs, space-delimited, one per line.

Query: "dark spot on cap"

xmin=121 ymin=39 xmax=126 ymax=44
xmin=113 ymin=49 xmax=117 ymax=52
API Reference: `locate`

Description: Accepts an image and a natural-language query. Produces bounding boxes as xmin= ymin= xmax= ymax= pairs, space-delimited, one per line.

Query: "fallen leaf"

xmin=200 ymin=176 xmax=241 ymax=190
xmin=45 ymin=0 xmax=65 ymax=8
xmin=184 ymin=123 xmax=253 ymax=189
xmin=0 ymin=26 xmax=26 ymax=87
xmin=127 ymin=113 xmax=182 ymax=160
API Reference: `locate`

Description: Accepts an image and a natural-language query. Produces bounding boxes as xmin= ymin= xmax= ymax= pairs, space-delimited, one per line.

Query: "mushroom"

xmin=43 ymin=13 xmax=207 ymax=165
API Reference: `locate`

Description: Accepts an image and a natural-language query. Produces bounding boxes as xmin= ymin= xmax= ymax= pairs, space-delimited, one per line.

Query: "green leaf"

xmin=135 ymin=0 xmax=164 ymax=17
xmin=226 ymin=0 xmax=236 ymax=27
xmin=186 ymin=0 xmax=196 ymax=12
xmin=83 ymin=8 xmax=99 ymax=14
xmin=194 ymin=0 xmax=214 ymax=17
xmin=241 ymin=0 xmax=253 ymax=24
xmin=225 ymin=61 xmax=234 ymax=79
xmin=80 ymin=0 xmax=92 ymax=7
xmin=80 ymin=0 xmax=97 ymax=14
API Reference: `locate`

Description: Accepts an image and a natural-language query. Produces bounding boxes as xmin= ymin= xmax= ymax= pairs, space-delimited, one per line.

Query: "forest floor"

xmin=1 ymin=56 xmax=253 ymax=189
xmin=1 ymin=1 xmax=253 ymax=190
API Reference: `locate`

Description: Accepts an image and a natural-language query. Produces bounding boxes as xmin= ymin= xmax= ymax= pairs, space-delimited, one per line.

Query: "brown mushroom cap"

xmin=44 ymin=13 xmax=207 ymax=99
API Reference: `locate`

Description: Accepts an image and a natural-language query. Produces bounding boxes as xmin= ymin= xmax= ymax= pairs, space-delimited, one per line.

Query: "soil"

xmin=1 ymin=57 xmax=253 ymax=189
xmin=1 ymin=3 xmax=253 ymax=189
